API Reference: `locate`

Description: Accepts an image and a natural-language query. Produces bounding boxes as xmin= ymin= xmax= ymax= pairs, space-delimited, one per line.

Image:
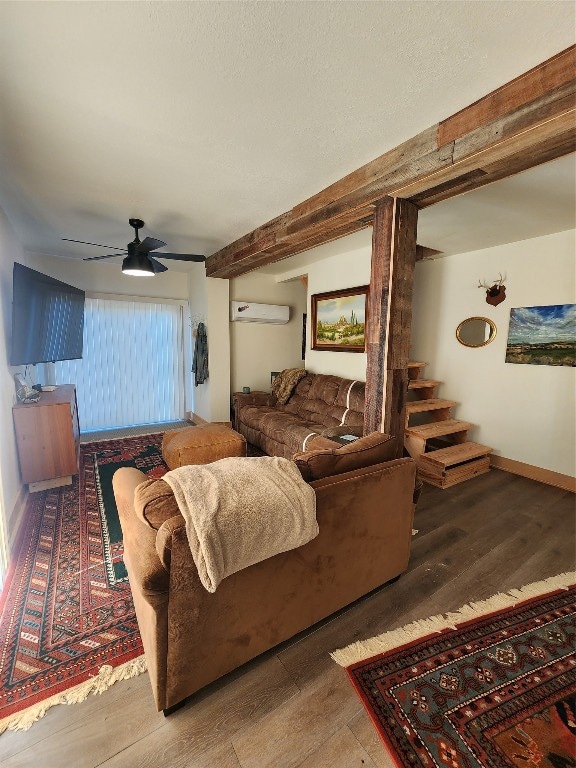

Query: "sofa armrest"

xmin=232 ymin=391 xmax=276 ymax=429
xmin=233 ymin=391 xmax=276 ymax=409
xmin=113 ymin=467 xmax=170 ymax=595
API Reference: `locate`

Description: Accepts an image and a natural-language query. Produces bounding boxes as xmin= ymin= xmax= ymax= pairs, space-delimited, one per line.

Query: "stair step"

xmin=405 ymin=419 xmax=473 ymax=440
xmin=406 ymin=398 xmax=456 ymax=415
xmin=419 ymin=442 xmax=493 ymax=469
xmin=408 ymin=361 xmax=427 ymax=380
xmin=418 ymin=456 xmax=491 ymax=488
xmin=409 ymin=379 xmax=441 ymax=390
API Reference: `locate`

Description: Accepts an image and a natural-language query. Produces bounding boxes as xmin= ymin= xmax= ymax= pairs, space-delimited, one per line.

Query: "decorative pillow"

xmin=134 ymin=478 xmax=181 ymax=530
xmin=272 ymin=368 xmax=307 ymax=405
xmin=293 ymin=431 xmax=397 ymax=482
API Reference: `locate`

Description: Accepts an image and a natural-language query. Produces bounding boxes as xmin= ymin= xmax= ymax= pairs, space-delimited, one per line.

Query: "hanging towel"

xmin=192 ymin=322 xmax=209 ymax=386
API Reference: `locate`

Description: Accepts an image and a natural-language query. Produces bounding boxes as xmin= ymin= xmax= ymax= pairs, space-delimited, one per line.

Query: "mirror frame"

xmin=456 ymin=316 xmax=497 ymax=348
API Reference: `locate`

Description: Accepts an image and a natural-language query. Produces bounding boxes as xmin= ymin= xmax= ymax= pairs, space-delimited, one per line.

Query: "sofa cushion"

xmin=134 ymin=478 xmax=181 ymax=530
xmin=285 ymin=375 xmax=365 ymax=428
xmin=239 ymin=405 xmax=325 ymax=454
xmin=292 ymin=431 xmax=397 ymax=481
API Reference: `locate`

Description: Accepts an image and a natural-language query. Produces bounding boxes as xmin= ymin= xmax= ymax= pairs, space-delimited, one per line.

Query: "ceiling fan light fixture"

xmin=121 ymin=253 xmax=155 ymax=277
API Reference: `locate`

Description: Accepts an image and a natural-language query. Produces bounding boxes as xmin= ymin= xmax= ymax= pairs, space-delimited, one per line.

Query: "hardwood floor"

xmin=1 ymin=469 xmax=574 ymax=767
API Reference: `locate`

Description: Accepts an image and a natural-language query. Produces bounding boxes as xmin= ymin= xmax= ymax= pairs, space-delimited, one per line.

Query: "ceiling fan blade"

xmin=83 ymin=253 xmax=127 ymax=261
xmin=63 ymin=238 xmax=125 ymax=250
xmin=149 ymin=257 xmax=168 ymax=273
xmin=137 ymin=236 xmax=166 ymax=254
xmin=152 ymin=253 xmax=206 ymax=262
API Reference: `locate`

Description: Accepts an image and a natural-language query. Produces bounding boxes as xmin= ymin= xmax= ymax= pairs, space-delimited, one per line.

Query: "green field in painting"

xmin=505 ymin=341 xmax=575 ymax=366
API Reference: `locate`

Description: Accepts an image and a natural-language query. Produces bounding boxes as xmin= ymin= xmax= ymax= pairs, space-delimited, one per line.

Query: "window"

xmin=55 ymin=295 xmax=185 ymax=432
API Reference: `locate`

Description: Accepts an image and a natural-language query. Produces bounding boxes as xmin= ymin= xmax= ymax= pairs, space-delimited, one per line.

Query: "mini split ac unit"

xmin=230 ymin=301 xmax=290 ymax=325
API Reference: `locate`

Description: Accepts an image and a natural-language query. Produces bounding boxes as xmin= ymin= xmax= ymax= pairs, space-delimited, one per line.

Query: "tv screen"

xmin=11 ymin=263 xmax=85 ymax=366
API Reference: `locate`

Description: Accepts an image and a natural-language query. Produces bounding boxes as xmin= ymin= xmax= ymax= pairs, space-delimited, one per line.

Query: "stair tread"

xmin=406 ymin=398 xmax=456 ymax=413
xmin=405 ymin=419 xmax=473 ymax=439
xmin=408 ymin=361 xmax=427 ymax=369
xmin=419 ymin=441 xmax=493 ymax=468
xmin=419 ymin=459 xmax=491 ymax=488
xmin=408 ymin=379 xmax=441 ymax=389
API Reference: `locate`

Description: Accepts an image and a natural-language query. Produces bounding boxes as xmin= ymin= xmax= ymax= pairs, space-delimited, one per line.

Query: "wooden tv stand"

xmin=13 ymin=384 xmax=80 ymax=492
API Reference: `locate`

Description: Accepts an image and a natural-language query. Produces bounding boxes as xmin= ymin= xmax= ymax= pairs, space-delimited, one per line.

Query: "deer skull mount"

xmin=478 ymin=273 xmax=507 ymax=306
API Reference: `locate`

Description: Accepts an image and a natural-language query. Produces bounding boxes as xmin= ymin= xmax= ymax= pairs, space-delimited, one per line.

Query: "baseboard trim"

xmin=490 ymin=455 xmax=575 ymax=493
xmin=188 ymin=411 xmax=207 ymax=425
xmin=188 ymin=411 xmax=232 ymax=429
xmin=8 ymin=485 xmax=28 ymax=552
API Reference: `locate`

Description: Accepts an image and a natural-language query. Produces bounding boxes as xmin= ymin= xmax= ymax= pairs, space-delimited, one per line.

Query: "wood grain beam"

xmin=364 ymin=198 xmax=418 ymax=452
xmin=437 ymin=46 xmax=576 ymax=146
xmin=205 ymin=46 xmax=576 ymax=279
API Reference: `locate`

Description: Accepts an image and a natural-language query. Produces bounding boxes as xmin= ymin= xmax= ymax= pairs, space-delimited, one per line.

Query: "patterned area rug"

xmin=0 ymin=434 xmax=168 ymax=732
xmin=332 ymin=574 xmax=576 ymax=768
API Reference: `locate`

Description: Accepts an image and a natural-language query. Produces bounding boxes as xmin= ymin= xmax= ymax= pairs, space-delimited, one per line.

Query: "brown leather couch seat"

xmin=234 ymin=372 xmax=365 ymax=458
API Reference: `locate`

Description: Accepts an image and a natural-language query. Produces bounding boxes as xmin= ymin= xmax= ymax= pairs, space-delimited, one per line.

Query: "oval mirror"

xmin=456 ymin=317 xmax=497 ymax=348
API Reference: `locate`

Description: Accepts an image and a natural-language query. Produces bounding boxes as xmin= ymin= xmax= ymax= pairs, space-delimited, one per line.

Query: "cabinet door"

xmin=14 ymin=401 xmax=78 ymax=483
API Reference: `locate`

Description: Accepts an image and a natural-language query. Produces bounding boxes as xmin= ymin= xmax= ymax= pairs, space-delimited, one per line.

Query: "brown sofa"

xmin=113 ymin=432 xmax=419 ymax=713
xmin=233 ymin=372 xmax=366 ymax=458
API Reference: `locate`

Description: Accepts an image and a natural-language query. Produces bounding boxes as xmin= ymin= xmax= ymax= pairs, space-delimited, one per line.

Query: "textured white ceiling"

xmin=0 ymin=1 xmax=574 ymax=268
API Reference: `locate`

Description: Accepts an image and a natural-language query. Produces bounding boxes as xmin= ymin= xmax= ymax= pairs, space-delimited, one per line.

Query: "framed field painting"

xmin=505 ymin=304 xmax=575 ymax=366
xmin=311 ymin=285 xmax=369 ymax=353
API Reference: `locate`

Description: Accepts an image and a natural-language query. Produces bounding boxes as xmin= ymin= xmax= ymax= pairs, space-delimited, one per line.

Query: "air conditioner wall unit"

xmin=230 ymin=301 xmax=290 ymax=325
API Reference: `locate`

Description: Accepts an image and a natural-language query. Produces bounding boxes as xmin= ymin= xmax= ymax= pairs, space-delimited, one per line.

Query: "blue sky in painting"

xmin=507 ymin=304 xmax=576 ymax=345
xmin=317 ymin=296 xmax=365 ymax=324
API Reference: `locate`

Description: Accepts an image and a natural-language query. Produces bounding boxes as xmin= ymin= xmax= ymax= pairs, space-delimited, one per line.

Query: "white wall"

xmin=230 ymin=272 xmax=307 ymax=392
xmin=411 ymin=229 xmax=576 ymax=477
xmin=188 ymin=270 xmax=231 ymax=422
xmin=0 ymin=208 xmax=28 ymax=581
xmin=276 ymin=229 xmax=373 ymax=381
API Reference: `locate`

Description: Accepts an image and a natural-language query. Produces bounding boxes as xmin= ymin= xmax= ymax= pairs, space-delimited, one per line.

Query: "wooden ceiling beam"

xmin=437 ymin=46 xmax=576 ymax=146
xmin=205 ymin=46 xmax=576 ymax=279
xmin=218 ymin=209 xmax=376 ymax=278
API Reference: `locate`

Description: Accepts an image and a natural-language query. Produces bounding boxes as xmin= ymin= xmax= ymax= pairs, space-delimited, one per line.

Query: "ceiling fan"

xmin=62 ymin=218 xmax=206 ymax=276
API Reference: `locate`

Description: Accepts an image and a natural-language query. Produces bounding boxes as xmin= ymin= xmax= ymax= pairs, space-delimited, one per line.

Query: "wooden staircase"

xmin=405 ymin=362 xmax=493 ymax=488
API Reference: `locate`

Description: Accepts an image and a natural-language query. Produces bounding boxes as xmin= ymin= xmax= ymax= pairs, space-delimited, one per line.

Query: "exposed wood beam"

xmin=207 ymin=205 xmax=375 ymax=277
xmin=206 ymin=46 xmax=576 ymax=279
xmin=436 ymin=46 xmax=576 ymax=146
xmin=416 ymin=246 xmax=443 ymax=261
xmin=364 ymin=198 xmax=418 ymax=449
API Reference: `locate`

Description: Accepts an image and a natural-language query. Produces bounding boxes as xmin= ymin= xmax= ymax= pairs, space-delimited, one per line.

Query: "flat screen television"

xmin=11 ymin=263 xmax=85 ymax=366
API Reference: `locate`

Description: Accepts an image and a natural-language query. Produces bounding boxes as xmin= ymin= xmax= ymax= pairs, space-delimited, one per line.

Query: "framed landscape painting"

xmin=311 ymin=285 xmax=369 ymax=353
xmin=505 ymin=304 xmax=575 ymax=366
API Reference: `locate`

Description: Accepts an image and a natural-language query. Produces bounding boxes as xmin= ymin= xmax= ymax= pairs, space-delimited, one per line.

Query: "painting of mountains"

xmin=505 ymin=304 xmax=575 ymax=366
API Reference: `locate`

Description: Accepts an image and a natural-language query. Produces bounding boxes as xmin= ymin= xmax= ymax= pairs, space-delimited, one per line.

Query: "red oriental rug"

xmin=0 ymin=434 xmax=168 ymax=733
xmin=332 ymin=574 xmax=576 ymax=768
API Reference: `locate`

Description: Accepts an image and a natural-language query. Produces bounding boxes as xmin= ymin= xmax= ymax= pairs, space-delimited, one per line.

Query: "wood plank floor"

xmin=1 ymin=469 xmax=574 ymax=767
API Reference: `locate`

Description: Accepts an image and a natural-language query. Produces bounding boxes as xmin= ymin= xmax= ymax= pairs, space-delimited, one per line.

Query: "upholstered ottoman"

xmin=162 ymin=424 xmax=247 ymax=469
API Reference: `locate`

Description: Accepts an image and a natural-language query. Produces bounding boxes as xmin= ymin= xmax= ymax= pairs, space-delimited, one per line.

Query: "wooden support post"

xmin=364 ymin=197 xmax=418 ymax=455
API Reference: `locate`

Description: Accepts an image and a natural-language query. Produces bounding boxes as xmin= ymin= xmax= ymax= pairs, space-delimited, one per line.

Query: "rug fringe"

xmin=330 ymin=571 xmax=575 ymax=668
xmin=0 ymin=655 xmax=147 ymax=734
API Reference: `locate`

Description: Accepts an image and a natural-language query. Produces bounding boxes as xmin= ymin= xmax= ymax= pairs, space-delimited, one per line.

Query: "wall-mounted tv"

xmin=11 ymin=263 xmax=85 ymax=366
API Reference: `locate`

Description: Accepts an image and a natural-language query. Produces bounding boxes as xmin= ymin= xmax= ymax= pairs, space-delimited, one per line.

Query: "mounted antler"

xmin=478 ymin=273 xmax=507 ymax=305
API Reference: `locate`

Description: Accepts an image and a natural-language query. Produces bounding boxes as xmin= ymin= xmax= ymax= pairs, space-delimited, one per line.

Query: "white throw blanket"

xmin=162 ymin=456 xmax=318 ymax=593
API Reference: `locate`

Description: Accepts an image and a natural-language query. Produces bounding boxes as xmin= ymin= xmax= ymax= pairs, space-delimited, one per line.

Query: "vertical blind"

xmin=55 ymin=296 xmax=185 ymax=432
